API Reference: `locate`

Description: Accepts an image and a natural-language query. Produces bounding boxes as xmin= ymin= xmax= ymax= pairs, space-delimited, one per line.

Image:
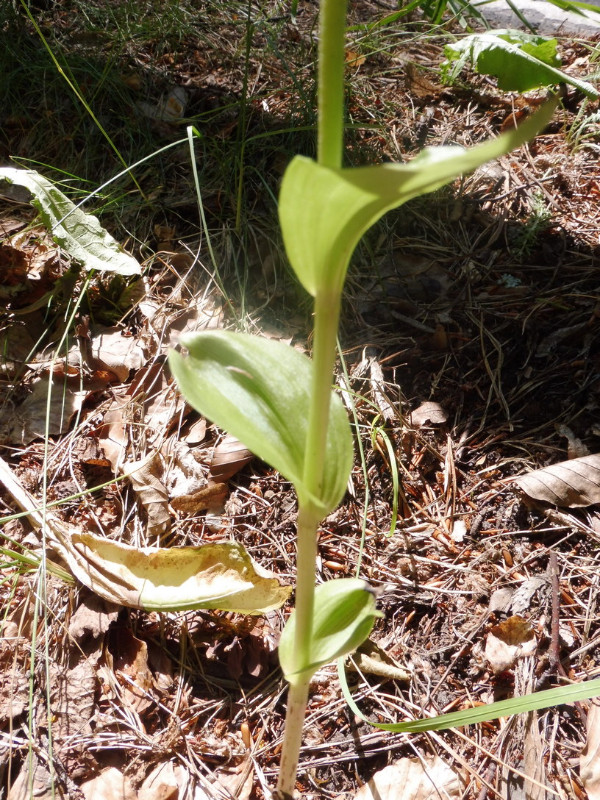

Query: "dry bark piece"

xmin=514 ymin=454 xmax=600 ymax=507
xmin=210 ymin=434 xmax=254 ymax=483
xmin=354 ymin=756 xmax=465 ymax=799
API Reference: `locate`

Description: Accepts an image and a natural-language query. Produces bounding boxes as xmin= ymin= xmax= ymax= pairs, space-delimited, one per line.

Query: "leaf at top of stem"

xmin=169 ymin=330 xmax=353 ymax=517
xmin=279 ymin=578 xmax=382 ymax=684
xmin=279 ymin=96 xmax=558 ymax=297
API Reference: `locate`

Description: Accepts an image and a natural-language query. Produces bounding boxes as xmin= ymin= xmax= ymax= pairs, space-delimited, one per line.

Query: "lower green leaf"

xmin=169 ymin=330 xmax=353 ymax=517
xmin=279 ymin=578 xmax=382 ymax=683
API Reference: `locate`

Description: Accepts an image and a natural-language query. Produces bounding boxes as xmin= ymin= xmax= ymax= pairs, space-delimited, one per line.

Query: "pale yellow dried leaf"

xmin=354 ymin=756 xmax=465 ymax=800
xmin=68 ymin=533 xmax=291 ymax=613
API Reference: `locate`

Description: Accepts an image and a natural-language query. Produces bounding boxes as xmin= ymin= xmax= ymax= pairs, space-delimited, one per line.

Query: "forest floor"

xmin=1 ymin=1 xmax=600 ymax=799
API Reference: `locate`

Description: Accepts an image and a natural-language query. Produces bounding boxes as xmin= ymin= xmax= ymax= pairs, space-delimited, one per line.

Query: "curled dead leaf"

xmin=210 ymin=434 xmax=254 ymax=482
xmin=125 ymin=454 xmax=171 ymax=538
xmin=514 ymin=454 xmax=600 ymax=507
xmin=484 ymin=615 xmax=536 ymax=674
xmin=409 ymin=401 xmax=448 ymax=428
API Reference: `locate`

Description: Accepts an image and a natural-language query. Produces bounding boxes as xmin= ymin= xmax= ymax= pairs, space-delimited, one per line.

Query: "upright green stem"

xmin=318 ymin=0 xmax=348 ymax=169
xmin=276 ymin=2 xmax=348 ymax=796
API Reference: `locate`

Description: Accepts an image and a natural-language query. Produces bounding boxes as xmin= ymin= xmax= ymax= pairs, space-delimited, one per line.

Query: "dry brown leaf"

xmin=354 ymin=756 xmax=465 ymax=799
xmin=210 ymin=434 xmax=254 ymax=483
xmin=139 ymin=761 xmax=188 ymax=800
xmin=216 ymin=757 xmax=254 ymax=800
xmin=170 ymin=482 xmax=228 ymax=514
xmin=485 ymin=615 xmax=537 ymax=674
xmin=98 ymin=395 xmax=128 ymax=472
xmin=69 ymin=593 xmax=120 ymax=644
xmin=47 ymin=654 xmax=97 ymax=742
xmin=580 ymin=700 xmax=600 ymax=800
xmin=7 ymin=756 xmax=53 ymax=800
xmin=130 ymin=361 xmax=184 ymax=447
xmin=80 ymin=767 xmax=137 ymax=800
xmin=0 ymin=322 xmax=36 ymax=376
xmin=0 ymin=376 xmax=86 ymax=445
xmin=125 ymin=453 xmax=171 ymax=538
xmin=164 ymin=439 xmax=208 ymax=497
xmin=514 ymin=454 xmax=600 ymax=507
xmin=556 ymin=423 xmax=590 ymax=460
xmin=108 ymin=624 xmax=155 ymax=715
xmin=409 ymin=401 xmax=449 ymax=428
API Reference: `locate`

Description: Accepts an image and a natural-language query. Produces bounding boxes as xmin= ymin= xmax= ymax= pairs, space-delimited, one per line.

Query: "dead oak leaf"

xmin=514 ymin=454 xmax=600 ymax=507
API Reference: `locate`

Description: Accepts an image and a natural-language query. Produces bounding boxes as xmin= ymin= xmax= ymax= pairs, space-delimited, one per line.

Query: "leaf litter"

xmin=2 ymin=3 xmax=600 ymax=799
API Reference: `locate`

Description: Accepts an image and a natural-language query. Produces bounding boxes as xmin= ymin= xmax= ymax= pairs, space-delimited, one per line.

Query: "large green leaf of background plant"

xmin=0 ymin=167 xmax=141 ymax=275
xmin=279 ymin=97 xmax=557 ymax=297
xmin=169 ymin=330 xmax=353 ymax=516
xmin=443 ymin=30 xmax=599 ymax=98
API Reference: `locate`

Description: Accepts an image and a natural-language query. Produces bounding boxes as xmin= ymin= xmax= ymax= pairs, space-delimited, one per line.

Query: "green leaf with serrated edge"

xmin=169 ymin=330 xmax=353 ymax=517
xmin=279 ymin=97 xmax=558 ymax=297
xmin=339 ymin=659 xmax=600 ymax=732
xmin=279 ymin=579 xmax=383 ymax=684
xmin=68 ymin=534 xmax=291 ymax=613
xmin=443 ymin=31 xmax=599 ymax=98
xmin=0 ymin=167 xmax=140 ymax=275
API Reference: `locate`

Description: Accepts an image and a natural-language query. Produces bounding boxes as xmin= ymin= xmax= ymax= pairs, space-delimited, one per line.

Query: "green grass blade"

xmin=339 ymin=659 xmax=600 ymax=732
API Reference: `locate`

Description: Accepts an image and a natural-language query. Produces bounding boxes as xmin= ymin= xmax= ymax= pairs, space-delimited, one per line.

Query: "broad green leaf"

xmin=279 ymin=97 xmax=558 ymax=297
xmin=339 ymin=658 xmax=600 ymax=732
xmin=67 ymin=533 xmax=291 ymax=613
xmin=279 ymin=579 xmax=382 ymax=684
xmin=0 ymin=167 xmax=141 ymax=275
xmin=443 ymin=30 xmax=599 ymax=98
xmin=169 ymin=330 xmax=353 ymax=516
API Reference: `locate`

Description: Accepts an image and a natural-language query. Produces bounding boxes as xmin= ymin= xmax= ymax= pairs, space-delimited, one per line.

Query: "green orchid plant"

xmin=168 ymin=3 xmax=600 ymax=798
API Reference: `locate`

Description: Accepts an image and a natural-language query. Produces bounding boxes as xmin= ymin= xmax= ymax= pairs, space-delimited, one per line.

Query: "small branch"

xmin=548 ymin=551 xmax=560 ymax=677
